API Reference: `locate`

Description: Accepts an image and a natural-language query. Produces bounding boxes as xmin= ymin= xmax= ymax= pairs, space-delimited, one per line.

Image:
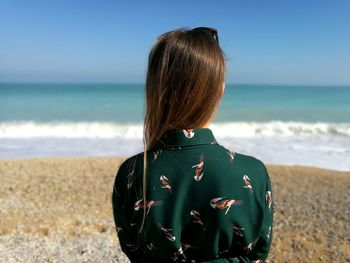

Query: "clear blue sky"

xmin=1 ymin=0 xmax=349 ymax=85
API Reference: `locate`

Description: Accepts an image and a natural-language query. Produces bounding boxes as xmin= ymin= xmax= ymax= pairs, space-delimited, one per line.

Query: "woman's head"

xmin=144 ymin=26 xmax=227 ymax=151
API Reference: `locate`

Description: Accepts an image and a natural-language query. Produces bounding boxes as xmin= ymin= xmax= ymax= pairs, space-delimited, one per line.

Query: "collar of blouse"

xmin=153 ymin=128 xmax=219 ymax=150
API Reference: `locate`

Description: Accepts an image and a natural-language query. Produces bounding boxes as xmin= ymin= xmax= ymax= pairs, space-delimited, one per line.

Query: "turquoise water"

xmin=1 ymin=83 xmax=349 ymax=171
xmin=1 ymin=83 xmax=349 ymax=123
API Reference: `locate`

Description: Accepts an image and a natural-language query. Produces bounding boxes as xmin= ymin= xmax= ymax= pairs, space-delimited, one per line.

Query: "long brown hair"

xmin=138 ymin=26 xmax=227 ymax=233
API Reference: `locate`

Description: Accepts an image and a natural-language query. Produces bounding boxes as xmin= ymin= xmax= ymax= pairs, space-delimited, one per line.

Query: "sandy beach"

xmin=0 ymin=156 xmax=349 ymax=263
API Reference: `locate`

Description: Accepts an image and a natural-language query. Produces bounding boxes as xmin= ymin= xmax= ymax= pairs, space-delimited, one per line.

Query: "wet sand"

xmin=0 ymin=156 xmax=349 ymax=262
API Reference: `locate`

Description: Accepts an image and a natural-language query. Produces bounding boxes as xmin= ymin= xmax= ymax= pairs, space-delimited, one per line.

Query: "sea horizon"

xmin=2 ymin=81 xmax=350 ymax=87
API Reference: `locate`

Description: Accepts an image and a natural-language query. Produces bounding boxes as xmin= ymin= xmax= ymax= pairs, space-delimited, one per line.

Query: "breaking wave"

xmin=0 ymin=120 xmax=349 ymax=138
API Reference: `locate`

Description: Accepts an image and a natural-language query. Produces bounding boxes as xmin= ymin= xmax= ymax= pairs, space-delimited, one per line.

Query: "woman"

xmin=112 ymin=26 xmax=274 ymax=263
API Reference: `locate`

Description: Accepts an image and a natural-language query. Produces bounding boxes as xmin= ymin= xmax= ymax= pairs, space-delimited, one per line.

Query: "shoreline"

xmin=1 ymin=154 xmax=349 ymax=173
xmin=0 ymin=156 xmax=349 ymax=262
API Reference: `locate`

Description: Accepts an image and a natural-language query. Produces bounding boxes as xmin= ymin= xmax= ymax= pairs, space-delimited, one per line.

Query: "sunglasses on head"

xmin=190 ymin=27 xmax=219 ymax=45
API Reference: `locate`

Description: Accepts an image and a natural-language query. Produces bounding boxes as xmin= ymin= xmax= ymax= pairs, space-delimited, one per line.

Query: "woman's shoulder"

xmin=217 ymin=144 xmax=268 ymax=172
xmin=113 ymin=152 xmax=146 ymax=194
xmin=117 ymin=152 xmax=145 ymax=170
xmin=114 ymin=152 xmax=143 ymax=178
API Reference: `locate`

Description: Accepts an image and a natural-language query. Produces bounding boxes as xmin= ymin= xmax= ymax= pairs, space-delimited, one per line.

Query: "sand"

xmin=0 ymin=156 xmax=349 ymax=263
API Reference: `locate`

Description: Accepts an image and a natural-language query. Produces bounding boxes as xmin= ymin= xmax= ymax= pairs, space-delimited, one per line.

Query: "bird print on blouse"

xmin=112 ymin=128 xmax=273 ymax=262
xmin=126 ymin=156 xmax=137 ymax=189
xmin=190 ymin=210 xmax=204 ymax=226
xmin=232 ymin=224 xmax=245 ymax=237
xmin=171 ymin=246 xmax=186 ymax=261
xmin=160 ymin=175 xmax=173 ymax=193
xmin=115 ymin=226 xmax=123 ymax=234
xmin=245 ymin=236 xmax=260 ymax=252
xmin=158 ymin=223 xmax=176 ymax=241
xmin=125 ymin=242 xmax=139 ymax=252
xmin=183 ymin=129 xmax=195 ymax=138
xmin=153 ymin=148 xmax=163 ymax=160
xmin=181 ymin=242 xmax=194 ymax=252
xmin=243 ymin=174 xmax=253 ymax=193
xmin=266 ymin=191 xmax=272 ymax=209
xmin=266 ymin=226 xmax=271 ymax=239
xmin=210 ymin=197 xmax=243 ymax=215
xmin=147 ymin=241 xmax=156 ymax=252
xmin=192 ymin=154 xmax=205 ymax=181
xmin=227 ymin=149 xmax=235 ymax=162
xmin=134 ymin=199 xmax=163 ymax=215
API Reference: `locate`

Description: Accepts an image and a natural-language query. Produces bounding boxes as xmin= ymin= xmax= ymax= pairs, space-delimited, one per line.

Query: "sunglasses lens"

xmin=191 ymin=27 xmax=219 ymax=44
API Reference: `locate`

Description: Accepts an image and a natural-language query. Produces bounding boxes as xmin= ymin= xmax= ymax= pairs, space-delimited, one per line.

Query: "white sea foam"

xmin=0 ymin=120 xmax=349 ymax=138
xmin=0 ymin=121 xmax=141 ymax=138
xmin=0 ymin=120 xmax=349 ymax=171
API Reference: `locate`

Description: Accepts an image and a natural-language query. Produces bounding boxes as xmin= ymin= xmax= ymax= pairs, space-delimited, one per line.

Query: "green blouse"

xmin=112 ymin=128 xmax=274 ymax=263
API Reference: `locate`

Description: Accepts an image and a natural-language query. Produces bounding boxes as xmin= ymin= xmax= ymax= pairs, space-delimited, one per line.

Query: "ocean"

xmin=1 ymin=83 xmax=349 ymax=171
